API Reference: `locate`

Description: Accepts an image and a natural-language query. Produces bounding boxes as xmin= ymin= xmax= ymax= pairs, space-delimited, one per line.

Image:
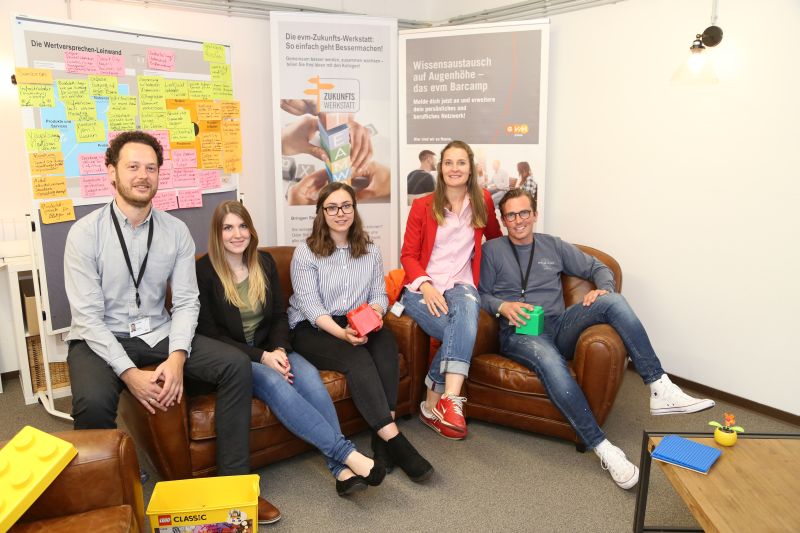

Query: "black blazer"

xmin=196 ymin=250 xmax=291 ymax=362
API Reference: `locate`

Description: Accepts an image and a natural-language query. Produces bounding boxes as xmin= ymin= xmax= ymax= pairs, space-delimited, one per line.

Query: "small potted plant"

xmin=709 ymin=412 xmax=744 ymax=446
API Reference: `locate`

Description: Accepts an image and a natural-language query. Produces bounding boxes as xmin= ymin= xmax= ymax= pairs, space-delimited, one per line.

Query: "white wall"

xmin=1 ymin=0 xmax=797 ymax=414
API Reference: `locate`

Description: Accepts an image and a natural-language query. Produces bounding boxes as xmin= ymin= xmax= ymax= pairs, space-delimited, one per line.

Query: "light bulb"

xmin=687 ymin=50 xmax=705 ymax=73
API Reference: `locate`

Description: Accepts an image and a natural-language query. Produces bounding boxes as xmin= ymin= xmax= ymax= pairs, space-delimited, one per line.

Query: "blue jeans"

xmin=499 ymin=293 xmax=665 ymax=449
xmin=251 ymin=352 xmax=355 ymax=478
xmin=401 ymin=284 xmax=480 ymax=392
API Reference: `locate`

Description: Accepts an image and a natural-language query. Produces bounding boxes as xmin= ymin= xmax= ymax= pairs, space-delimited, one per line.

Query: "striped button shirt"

xmin=288 ymin=241 xmax=389 ymax=328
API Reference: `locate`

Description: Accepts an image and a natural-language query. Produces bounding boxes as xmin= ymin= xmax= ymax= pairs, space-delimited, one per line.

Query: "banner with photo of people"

xmin=399 ymin=20 xmax=549 ymax=235
xmin=270 ymin=12 xmax=398 ymax=269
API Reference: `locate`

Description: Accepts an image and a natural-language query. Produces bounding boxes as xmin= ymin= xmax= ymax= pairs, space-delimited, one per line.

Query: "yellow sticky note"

xmin=15 ymin=67 xmax=53 ymax=85
xmin=56 ymin=79 xmax=90 ymax=100
xmin=108 ymin=95 xmax=137 ymax=115
xmin=164 ymin=79 xmax=189 ymax=99
xmin=32 ymin=176 xmax=68 ymax=199
xmin=138 ymin=76 xmax=165 ymax=99
xmin=220 ymin=101 xmax=240 ymax=119
xmin=107 ymin=112 xmax=137 ymax=132
xmin=89 ymin=75 xmax=118 ymax=97
xmin=29 ymin=152 xmax=65 ymax=176
xmin=167 ymin=108 xmax=191 ymax=129
xmin=203 ymin=43 xmax=226 ymax=63
xmin=140 ymin=109 xmax=168 ymax=130
xmin=18 ymin=84 xmax=55 ymax=107
xmin=139 ymin=96 xmax=166 ymax=115
xmin=75 ymin=120 xmax=105 ymax=143
xmin=40 ymin=199 xmax=75 ymax=224
xmin=188 ymin=81 xmax=214 ymax=100
xmin=25 ymin=129 xmax=61 ymax=152
xmin=169 ymin=125 xmax=196 ymax=143
xmin=211 ymin=80 xmax=233 ymax=101
xmin=65 ymin=98 xmax=97 ymax=121
xmin=223 ymin=154 xmax=242 ymax=173
xmin=209 ymin=62 xmax=231 ymax=82
xmin=197 ymin=101 xmax=222 ymax=121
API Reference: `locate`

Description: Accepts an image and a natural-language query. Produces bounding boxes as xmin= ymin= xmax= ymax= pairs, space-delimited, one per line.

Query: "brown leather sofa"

xmin=464 ymin=245 xmax=629 ymax=451
xmin=7 ymin=429 xmax=145 ymax=533
xmin=119 ymin=246 xmax=430 ymax=480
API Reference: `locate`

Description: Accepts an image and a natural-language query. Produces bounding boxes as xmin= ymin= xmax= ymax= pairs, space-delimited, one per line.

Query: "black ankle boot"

xmin=371 ymin=432 xmax=395 ymax=473
xmin=386 ymin=433 xmax=433 ymax=482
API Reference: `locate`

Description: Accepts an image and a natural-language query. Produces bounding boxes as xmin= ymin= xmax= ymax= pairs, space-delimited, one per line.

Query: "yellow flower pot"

xmin=714 ymin=427 xmax=738 ymax=447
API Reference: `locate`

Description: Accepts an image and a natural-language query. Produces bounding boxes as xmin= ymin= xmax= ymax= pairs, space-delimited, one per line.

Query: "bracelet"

xmin=495 ymin=302 xmax=505 ymax=318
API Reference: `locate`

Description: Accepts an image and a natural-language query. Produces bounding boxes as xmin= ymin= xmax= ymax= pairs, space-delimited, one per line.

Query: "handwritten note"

xmin=57 ymin=79 xmax=90 ymax=100
xmin=78 ymin=153 xmax=107 ymax=175
xmin=64 ymin=50 xmax=99 ymax=74
xmin=167 ymin=108 xmax=191 ymax=129
xmin=109 ymin=95 xmax=137 ymax=115
xmin=32 ymin=176 xmax=67 ymax=199
xmin=203 ymin=42 xmax=226 ymax=63
xmin=210 ymin=62 xmax=231 ymax=82
xmin=25 ymin=129 xmax=61 ymax=152
xmin=29 ymin=152 xmax=65 ymax=175
xmin=15 ymin=67 xmax=53 ymax=85
xmin=198 ymin=169 xmax=222 ymax=190
xmin=172 ymin=149 xmax=198 ymax=168
xmin=97 ymin=53 xmax=126 ymax=76
xmin=211 ymin=80 xmax=233 ymax=101
xmin=145 ymin=130 xmax=171 ymax=154
xmin=200 ymin=149 xmax=222 ymax=169
xmin=89 ymin=75 xmax=118 ymax=97
xmin=152 ymin=190 xmax=179 ymax=211
xmin=169 ymin=125 xmax=195 ymax=143
xmin=173 ymin=168 xmax=198 ymax=188
xmin=177 ymin=188 xmax=203 ymax=209
xmin=18 ymin=84 xmax=55 ymax=107
xmin=147 ymin=48 xmax=175 ymax=71
xmin=65 ymin=98 xmax=97 ymax=121
xmin=138 ymin=76 xmax=165 ymax=99
xmin=80 ymin=175 xmax=115 ymax=198
xmin=223 ymin=154 xmax=242 ymax=173
xmin=197 ymin=101 xmax=222 ymax=121
xmin=107 ymin=112 xmax=136 ymax=132
xmin=188 ymin=81 xmax=213 ymax=100
xmin=159 ymin=159 xmax=174 ymax=189
xmin=220 ymin=100 xmax=240 ymax=119
xmin=75 ymin=120 xmax=105 ymax=143
xmin=40 ymin=199 xmax=75 ymax=224
xmin=164 ymin=79 xmax=189 ymax=99
xmin=140 ymin=110 xmax=167 ymax=130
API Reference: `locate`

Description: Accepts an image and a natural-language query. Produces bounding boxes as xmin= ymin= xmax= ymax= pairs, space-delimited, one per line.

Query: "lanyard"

xmin=110 ymin=204 xmax=154 ymax=310
xmin=507 ymin=238 xmax=535 ymax=302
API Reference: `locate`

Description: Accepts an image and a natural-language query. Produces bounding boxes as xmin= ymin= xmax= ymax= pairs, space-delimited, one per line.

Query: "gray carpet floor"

xmin=1 ymin=370 xmax=797 ymax=532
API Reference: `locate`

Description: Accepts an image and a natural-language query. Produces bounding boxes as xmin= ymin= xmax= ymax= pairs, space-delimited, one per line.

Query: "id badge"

xmin=390 ymin=301 xmax=405 ymax=317
xmin=129 ymin=316 xmax=151 ymax=338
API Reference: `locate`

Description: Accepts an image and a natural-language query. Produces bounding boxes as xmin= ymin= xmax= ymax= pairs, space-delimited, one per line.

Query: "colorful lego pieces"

xmin=0 ymin=426 xmax=77 ymax=531
xmin=515 ymin=305 xmax=544 ymax=336
xmin=318 ymin=112 xmax=353 ymax=183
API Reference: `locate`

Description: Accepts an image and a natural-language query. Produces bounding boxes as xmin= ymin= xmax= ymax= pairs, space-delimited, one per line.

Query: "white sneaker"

xmin=595 ymin=441 xmax=639 ymax=490
xmin=650 ymin=375 xmax=715 ymax=416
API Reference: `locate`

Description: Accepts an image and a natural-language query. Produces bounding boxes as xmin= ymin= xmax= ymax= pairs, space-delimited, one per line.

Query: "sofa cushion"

xmin=188 ymin=353 xmax=409 ymax=441
xmin=10 ymin=505 xmax=134 ymax=533
xmin=469 ymin=353 xmax=576 ymax=396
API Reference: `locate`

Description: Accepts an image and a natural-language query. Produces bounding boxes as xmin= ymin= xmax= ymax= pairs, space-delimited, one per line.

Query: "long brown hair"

xmin=306 ymin=182 xmax=372 ymax=258
xmin=208 ymin=200 xmax=268 ymax=308
xmin=432 ymin=140 xmax=488 ymax=228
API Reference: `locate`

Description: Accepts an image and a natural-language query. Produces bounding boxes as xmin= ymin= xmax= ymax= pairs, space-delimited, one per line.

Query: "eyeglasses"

xmin=322 ymin=203 xmax=354 ymax=216
xmin=502 ymin=209 xmax=533 ymax=222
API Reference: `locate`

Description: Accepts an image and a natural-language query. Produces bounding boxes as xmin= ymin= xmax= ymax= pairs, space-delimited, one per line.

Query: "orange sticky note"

xmin=29 ymin=152 xmax=65 ymax=176
xmin=15 ymin=67 xmax=53 ymax=85
xmin=40 ymin=199 xmax=75 ymax=224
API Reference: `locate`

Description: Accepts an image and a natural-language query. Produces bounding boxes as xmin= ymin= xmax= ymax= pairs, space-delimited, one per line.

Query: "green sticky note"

xmin=164 ymin=79 xmax=189 ymax=99
xmin=203 ymin=42 xmax=226 ymax=63
xmin=107 ymin=112 xmax=137 ymax=132
xmin=167 ymin=108 xmax=191 ymax=130
xmin=74 ymin=120 xmax=105 ymax=143
xmin=109 ymin=95 xmax=137 ymax=115
xmin=18 ymin=84 xmax=55 ymax=107
xmin=140 ymin=109 xmax=167 ymax=130
xmin=89 ymin=75 xmax=118 ymax=97
xmin=211 ymin=80 xmax=233 ymax=101
xmin=515 ymin=306 xmax=544 ymax=336
xmin=65 ymin=98 xmax=97 ymax=121
xmin=137 ymin=75 xmax=165 ymax=99
xmin=25 ymin=129 xmax=61 ymax=152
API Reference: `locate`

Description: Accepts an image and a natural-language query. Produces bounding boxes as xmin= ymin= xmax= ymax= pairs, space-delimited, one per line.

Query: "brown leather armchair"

xmin=119 ymin=246 xmax=430 ymax=480
xmin=464 ymin=245 xmax=629 ymax=451
xmin=7 ymin=429 xmax=145 ymax=533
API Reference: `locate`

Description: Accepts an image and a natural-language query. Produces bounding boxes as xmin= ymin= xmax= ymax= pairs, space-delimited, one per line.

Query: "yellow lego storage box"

xmin=147 ymin=474 xmax=260 ymax=532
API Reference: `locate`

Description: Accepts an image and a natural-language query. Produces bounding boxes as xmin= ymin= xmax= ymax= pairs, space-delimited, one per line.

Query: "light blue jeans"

xmin=401 ymin=284 xmax=480 ymax=392
xmin=251 ymin=352 xmax=355 ymax=478
xmin=499 ymin=293 xmax=666 ymax=449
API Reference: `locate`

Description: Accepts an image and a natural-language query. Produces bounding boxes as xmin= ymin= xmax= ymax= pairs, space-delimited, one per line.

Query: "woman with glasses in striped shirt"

xmin=288 ymin=182 xmax=433 ymax=484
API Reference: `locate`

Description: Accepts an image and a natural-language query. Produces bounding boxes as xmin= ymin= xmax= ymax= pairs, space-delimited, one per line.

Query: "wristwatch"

xmin=495 ymin=302 xmax=505 ymax=318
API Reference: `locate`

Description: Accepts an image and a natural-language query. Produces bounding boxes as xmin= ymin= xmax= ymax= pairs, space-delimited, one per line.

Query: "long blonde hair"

xmin=432 ymin=140 xmax=488 ymax=228
xmin=208 ymin=200 xmax=268 ymax=308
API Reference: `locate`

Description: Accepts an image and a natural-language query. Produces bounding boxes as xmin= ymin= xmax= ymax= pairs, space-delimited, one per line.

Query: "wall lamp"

xmin=673 ymin=0 xmax=723 ymax=83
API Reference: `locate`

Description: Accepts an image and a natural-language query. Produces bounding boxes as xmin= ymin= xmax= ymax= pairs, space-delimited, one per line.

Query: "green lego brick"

xmin=515 ymin=305 xmax=544 ymax=336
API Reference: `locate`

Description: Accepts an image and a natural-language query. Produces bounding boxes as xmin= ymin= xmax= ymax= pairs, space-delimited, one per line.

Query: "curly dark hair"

xmin=105 ymin=131 xmax=164 ymax=168
xmin=307 ymin=182 xmax=372 ymax=258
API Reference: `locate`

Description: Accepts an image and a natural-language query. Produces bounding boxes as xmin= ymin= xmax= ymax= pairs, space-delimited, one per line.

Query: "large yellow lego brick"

xmin=0 ymin=426 xmax=77 ymax=531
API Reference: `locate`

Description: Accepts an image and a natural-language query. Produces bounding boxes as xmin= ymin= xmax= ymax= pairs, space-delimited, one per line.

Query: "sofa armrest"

xmin=472 ymin=310 xmax=500 ymax=356
xmin=119 ymin=388 xmax=192 ymax=481
xmin=571 ymin=324 xmax=628 ymax=426
xmin=15 ymin=429 xmax=145 ymax=532
xmin=384 ymin=312 xmax=430 ymax=407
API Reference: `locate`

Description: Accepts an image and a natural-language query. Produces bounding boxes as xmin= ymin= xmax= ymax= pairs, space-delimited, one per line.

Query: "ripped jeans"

xmin=401 ymin=284 xmax=480 ymax=393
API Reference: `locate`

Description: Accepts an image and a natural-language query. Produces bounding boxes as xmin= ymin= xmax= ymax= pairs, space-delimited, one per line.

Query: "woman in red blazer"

xmin=400 ymin=140 xmax=502 ymax=440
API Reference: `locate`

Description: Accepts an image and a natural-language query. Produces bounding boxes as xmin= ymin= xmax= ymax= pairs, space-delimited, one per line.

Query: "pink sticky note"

xmin=158 ymin=159 xmax=174 ymax=189
xmin=144 ymin=129 xmax=171 ymax=156
xmin=172 ymin=149 xmax=198 ymax=169
xmin=177 ymin=188 xmax=203 ymax=209
xmin=198 ymin=169 xmax=222 ymax=190
xmin=78 ymin=153 xmax=106 ymax=175
xmin=64 ymin=50 xmax=100 ymax=74
xmin=80 ymin=175 xmax=115 ymax=198
xmin=152 ymin=190 xmax=179 ymax=211
xmin=147 ymin=48 xmax=175 ymax=71
xmin=173 ymin=168 xmax=198 ymax=188
xmin=108 ymin=130 xmax=123 ymax=144
xmin=98 ymin=53 xmax=125 ymax=76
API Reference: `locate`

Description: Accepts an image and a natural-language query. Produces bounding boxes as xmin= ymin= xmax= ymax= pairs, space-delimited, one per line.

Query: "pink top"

xmin=407 ymin=198 xmax=475 ymax=292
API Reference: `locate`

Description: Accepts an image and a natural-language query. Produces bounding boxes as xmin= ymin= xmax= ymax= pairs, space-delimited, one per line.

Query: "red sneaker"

xmin=433 ymin=393 xmax=467 ymax=433
xmin=419 ymin=402 xmax=465 ymax=440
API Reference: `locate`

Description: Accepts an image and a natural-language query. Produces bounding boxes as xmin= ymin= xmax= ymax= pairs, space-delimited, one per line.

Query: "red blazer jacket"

xmin=400 ymin=189 xmax=502 ymax=287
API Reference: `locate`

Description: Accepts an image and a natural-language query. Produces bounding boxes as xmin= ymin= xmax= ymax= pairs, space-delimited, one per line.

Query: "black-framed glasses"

xmin=502 ymin=209 xmax=532 ymax=222
xmin=323 ymin=203 xmax=354 ymax=216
